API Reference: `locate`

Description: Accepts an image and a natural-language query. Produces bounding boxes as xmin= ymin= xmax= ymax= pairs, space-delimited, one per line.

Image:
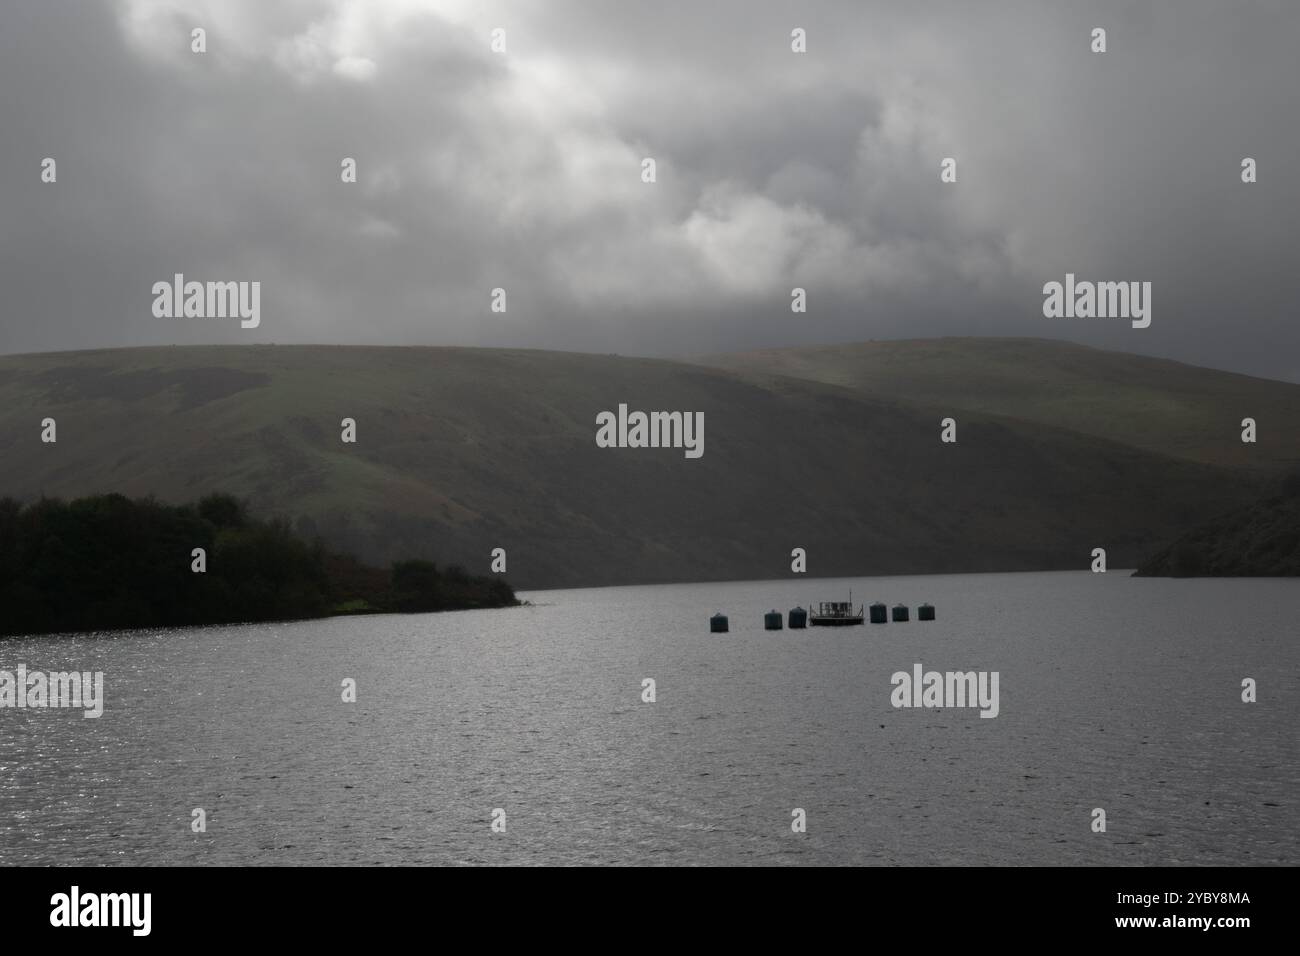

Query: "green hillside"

xmin=0 ymin=344 xmax=1262 ymax=588
xmin=697 ymin=338 xmax=1300 ymax=472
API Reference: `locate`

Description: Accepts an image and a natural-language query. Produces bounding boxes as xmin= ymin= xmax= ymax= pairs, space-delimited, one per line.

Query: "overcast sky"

xmin=2 ymin=0 xmax=1297 ymax=379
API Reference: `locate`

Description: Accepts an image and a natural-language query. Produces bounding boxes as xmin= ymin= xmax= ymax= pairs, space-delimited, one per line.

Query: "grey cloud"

xmin=1 ymin=0 xmax=1297 ymax=380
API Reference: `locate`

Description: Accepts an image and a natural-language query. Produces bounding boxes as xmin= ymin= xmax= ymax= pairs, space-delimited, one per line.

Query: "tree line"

xmin=0 ymin=493 xmax=517 ymax=637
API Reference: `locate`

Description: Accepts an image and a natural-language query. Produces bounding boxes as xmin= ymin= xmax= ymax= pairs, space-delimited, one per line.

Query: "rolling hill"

xmin=697 ymin=337 xmax=1300 ymax=473
xmin=0 ymin=342 xmax=1270 ymax=589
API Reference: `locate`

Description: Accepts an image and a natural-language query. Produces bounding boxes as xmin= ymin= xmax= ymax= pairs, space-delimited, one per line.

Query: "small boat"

xmin=809 ymin=595 xmax=864 ymax=626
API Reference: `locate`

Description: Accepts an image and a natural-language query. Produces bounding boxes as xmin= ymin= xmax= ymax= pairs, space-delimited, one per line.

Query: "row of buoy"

xmin=710 ymin=603 xmax=936 ymax=632
xmin=869 ymin=602 xmax=937 ymax=623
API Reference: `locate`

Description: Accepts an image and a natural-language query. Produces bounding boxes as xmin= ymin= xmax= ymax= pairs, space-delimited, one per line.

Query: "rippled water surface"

xmin=0 ymin=572 xmax=1295 ymax=865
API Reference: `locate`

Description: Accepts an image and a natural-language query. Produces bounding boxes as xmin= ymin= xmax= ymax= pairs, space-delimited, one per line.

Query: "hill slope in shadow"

xmin=0 ymin=343 xmax=1260 ymax=589
xmin=1135 ymin=473 xmax=1300 ymax=577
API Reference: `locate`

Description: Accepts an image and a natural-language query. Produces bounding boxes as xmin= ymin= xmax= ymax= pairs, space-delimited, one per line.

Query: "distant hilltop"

xmin=695 ymin=337 xmax=1300 ymax=473
xmin=1 ymin=338 xmax=1297 ymax=589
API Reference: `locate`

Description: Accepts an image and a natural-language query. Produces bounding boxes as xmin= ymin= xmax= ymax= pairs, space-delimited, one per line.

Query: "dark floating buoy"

xmin=710 ymin=613 xmax=729 ymax=633
xmin=918 ymin=603 xmax=935 ymax=621
xmin=764 ymin=609 xmax=783 ymax=630
xmin=892 ymin=603 xmax=910 ymax=622
xmin=869 ymin=602 xmax=888 ymax=624
xmin=788 ymin=606 xmax=808 ymax=629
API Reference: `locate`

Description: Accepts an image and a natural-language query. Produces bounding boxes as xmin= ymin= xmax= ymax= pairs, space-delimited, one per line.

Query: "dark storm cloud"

xmin=1 ymin=0 xmax=1297 ymax=379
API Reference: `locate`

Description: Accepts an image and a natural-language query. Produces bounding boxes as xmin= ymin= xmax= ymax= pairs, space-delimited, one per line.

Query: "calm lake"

xmin=0 ymin=571 xmax=1295 ymax=865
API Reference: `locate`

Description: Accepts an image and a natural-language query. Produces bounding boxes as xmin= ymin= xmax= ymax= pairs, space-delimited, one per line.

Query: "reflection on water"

xmin=0 ymin=572 xmax=1295 ymax=865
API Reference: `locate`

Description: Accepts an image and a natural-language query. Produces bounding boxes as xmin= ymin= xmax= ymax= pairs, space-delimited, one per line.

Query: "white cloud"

xmin=333 ymin=55 xmax=377 ymax=81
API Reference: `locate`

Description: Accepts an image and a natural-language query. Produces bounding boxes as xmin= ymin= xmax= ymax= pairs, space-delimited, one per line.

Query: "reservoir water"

xmin=0 ymin=572 xmax=1295 ymax=865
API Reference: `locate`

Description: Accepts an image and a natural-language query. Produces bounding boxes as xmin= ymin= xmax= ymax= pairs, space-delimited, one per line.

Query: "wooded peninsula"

xmin=0 ymin=493 xmax=518 ymax=637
